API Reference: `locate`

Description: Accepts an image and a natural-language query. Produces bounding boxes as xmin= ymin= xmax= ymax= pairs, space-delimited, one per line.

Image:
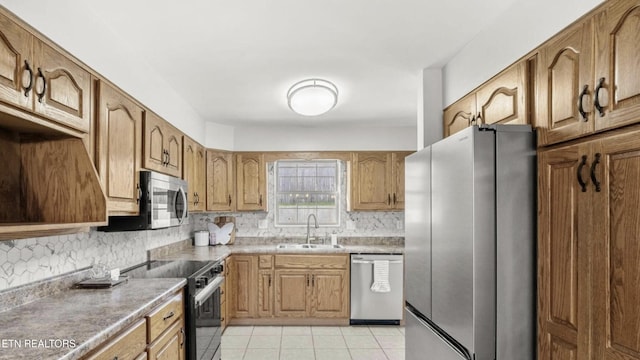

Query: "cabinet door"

xmin=236 ymin=153 xmax=266 ymax=211
xmin=182 ymin=137 xmax=198 ymax=210
xmin=0 ymin=13 xmax=32 ymax=111
xmin=147 ymin=319 xmax=185 ymax=360
xmin=310 ymin=270 xmax=348 ymax=318
xmin=443 ymin=92 xmax=476 ymax=137
xmin=207 ymin=150 xmax=235 ymax=211
xmin=144 ymin=112 xmax=167 ymax=173
xmin=538 ymin=143 xmax=593 ymax=360
xmin=33 ymin=41 xmax=91 ymax=133
xmin=164 ymin=124 xmax=182 ymax=178
xmin=194 ymin=144 xmax=206 ymax=212
xmin=84 ymin=319 xmax=147 ymax=360
xmin=593 ymin=0 xmax=640 ymax=132
xmin=537 ymin=19 xmax=594 ymax=146
xmin=351 ymin=152 xmax=392 ymax=210
xmin=391 ymin=152 xmax=412 ymax=210
xmin=476 ymin=62 xmax=527 ymax=126
xmin=229 ymin=255 xmax=257 ymax=318
xmin=592 ymin=129 xmax=640 ymax=360
xmin=274 ymin=270 xmax=310 ymax=317
xmin=258 ymin=269 xmax=274 ymax=318
xmin=95 ymin=81 xmax=143 ymax=215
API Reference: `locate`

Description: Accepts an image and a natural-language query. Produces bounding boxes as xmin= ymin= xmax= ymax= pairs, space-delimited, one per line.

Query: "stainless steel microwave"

xmin=98 ymin=171 xmax=188 ymax=232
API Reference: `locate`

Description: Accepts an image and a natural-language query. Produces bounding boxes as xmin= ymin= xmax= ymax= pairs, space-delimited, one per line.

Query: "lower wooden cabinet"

xmin=82 ymin=290 xmax=184 ymax=360
xmin=227 ymin=254 xmax=349 ymax=323
xmin=147 ymin=319 xmax=185 ymax=360
xmin=538 ymin=126 xmax=640 ymax=360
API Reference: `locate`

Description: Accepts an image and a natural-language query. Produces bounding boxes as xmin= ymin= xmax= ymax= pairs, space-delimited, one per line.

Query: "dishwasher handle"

xmin=352 ymin=259 xmax=403 ymax=264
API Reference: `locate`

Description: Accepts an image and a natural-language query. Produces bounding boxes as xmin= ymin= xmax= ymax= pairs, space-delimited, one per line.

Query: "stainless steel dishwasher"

xmin=350 ymin=253 xmax=404 ymax=325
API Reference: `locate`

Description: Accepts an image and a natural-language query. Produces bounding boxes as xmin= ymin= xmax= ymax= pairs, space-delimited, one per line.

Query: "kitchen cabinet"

xmin=0 ymin=10 xmax=91 ymax=134
xmin=537 ymin=0 xmax=640 ymax=146
xmin=257 ymin=255 xmax=274 ymax=318
xmin=143 ymin=112 xmax=182 ymax=178
xmin=206 ymin=150 xmax=235 ymax=212
xmin=227 ymin=255 xmax=258 ymax=318
xmin=95 ymin=80 xmax=143 ymax=215
xmin=350 ymin=151 xmax=411 ymax=210
xmin=182 ymin=136 xmax=205 ymax=212
xmin=147 ymin=319 xmax=185 ymax=360
xmin=538 ymin=126 xmax=640 ymax=360
xmin=83 ymin=319 xmax=147 ymax=360
xmin=443 ymin=61 xmax=529 ymax=137
xmin=273 ymin=254 xmax=349 ymax=319
xmin=235 ymin=152 xmax=266 ymax=211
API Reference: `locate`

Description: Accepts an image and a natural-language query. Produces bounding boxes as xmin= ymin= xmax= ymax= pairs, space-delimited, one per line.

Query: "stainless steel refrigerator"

xmin=405 ymin=125 xmax=536 ymax=360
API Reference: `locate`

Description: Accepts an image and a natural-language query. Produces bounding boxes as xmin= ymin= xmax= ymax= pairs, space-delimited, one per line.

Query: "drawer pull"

xmin=163 ymin=311 xmax=175 ymax=321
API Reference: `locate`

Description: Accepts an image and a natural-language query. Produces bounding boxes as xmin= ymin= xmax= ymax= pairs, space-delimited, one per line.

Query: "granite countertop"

xmin=0 ymin=278 xmax=186 ymax=360
xmin=156 ymin=243 xmax=404 ymax=263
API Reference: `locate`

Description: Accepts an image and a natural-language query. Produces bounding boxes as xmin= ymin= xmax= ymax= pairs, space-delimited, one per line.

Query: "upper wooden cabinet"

xmin=350 ymin=151 xmax=411 ymax=211
xmin=537 ymin=0 xmax=640 ymax=146
xmin=143 ymin=112 xmax=182 ymax=178
xmin=593 ymin=0 xmax=640 ymax=132
xmin=207 ymin=150 xmax=235 ymax=212
xmin=95 ymin=80 xmax=144 ymax=215
xmin=182 ymin=136 xmax=205 ymax=212
xmin=0 ymin=11 xmax=91 ymax=134
xmin=235 ymin=152 xmax=266 ymax=211
xmin=444 ymin=62 xmax=529 ymax=138
xmin=538 ymin=125 xmax=640 ymax=360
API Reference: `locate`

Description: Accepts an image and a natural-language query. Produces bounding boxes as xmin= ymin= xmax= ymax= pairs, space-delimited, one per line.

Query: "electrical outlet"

xmin=258 ymin=219 xmax=269 ymax=229
xmin=396 ymin=220 xmax=404 ymax=230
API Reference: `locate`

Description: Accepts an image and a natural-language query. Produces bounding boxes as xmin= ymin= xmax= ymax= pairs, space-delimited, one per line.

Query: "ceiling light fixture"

xmin=287 ymin=78 xmax=338 ymax=116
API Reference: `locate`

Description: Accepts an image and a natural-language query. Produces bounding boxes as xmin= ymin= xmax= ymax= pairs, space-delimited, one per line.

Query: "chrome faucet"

xmin=306 ymin=214 xmax=319 ymax=244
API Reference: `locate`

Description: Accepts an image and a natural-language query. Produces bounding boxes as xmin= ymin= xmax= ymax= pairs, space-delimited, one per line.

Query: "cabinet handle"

xmin=136 ymin=183 xmax=141 ymax=204
xmin=577 ymin=155 xmax=588 ymax=192
xmin=167 ymin=151 xmax=171 ymax=166
xmin=23 ymin=60 xmax=33 ymax=96
xmin=594 ymin=77 xmax=606 ymax=117
xmin=259 ymin=194 xmax=263 ymax=206
xmin=388 ymin=194 xmax=391 ymax=205
xmin=268 ymin=274 xmax=271 ymax=287
xmin=470 ymin=114 xmax=476 ymax=125
xmin=228 ymin=194 xmax=232 ymax=206
xmin=306 ymin=274 xmax=310 ymax=287
xmin=163 ymin=311 xmax=175 ymax=321
xmin=393 ymin=193 xmax=397 ymax=205
xmin=476 ymin=112 xmax=482 ymax=125
xmin=311 ymin=274 xmax=315 ymax=287
xmin=180 ymin=328 xmax=185 ymax=347
xmin=578 ymin=84 xmax=589 ymax=121
xmin=589 ymin=153 xmax=601 ymax=192
xmin=35 ymin=67 xmax=46 ymax=103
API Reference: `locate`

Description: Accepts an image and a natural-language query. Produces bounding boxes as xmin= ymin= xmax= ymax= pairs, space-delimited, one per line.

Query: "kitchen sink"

xmin=276 ymin=243 xmax=344 ymax=250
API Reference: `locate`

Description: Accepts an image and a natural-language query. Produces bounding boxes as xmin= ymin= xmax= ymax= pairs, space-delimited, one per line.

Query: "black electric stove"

xmin=124 ymin=260 xmax=224 ymax=360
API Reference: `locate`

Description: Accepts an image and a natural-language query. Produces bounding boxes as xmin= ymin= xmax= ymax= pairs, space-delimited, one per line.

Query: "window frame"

xmin=273 ymin=159 xmax=341 ymax=228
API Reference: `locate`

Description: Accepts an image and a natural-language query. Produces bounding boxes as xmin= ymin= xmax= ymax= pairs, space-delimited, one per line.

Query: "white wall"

xmin=420 ymin=68 xmax=443 ymax=148
xmin=231 ymin=125 xmax=416 ymax=151
xmin=442 ymin=0 xmax=604 ymax=107
xmin=205 ymin=122 xmax=235 ymax=150
xmin=0 ymin=0 xmax=207 ymax=144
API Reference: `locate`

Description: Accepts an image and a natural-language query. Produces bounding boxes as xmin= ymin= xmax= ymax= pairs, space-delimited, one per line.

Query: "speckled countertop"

xmin=0 ymin=278 xmax=186 ymax=360
xmin=155 ymin=243 xmax=404 ymax=262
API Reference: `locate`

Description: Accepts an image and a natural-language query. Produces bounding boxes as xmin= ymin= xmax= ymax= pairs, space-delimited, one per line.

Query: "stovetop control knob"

xmin=195 ymin=276 xmax=209 ymax=288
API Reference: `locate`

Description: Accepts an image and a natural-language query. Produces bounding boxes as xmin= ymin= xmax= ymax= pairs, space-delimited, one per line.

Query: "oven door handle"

xmin=194 ymin=276 xmax=225 ymax=307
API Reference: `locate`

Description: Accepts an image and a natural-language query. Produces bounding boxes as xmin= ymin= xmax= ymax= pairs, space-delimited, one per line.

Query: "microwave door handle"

xmin=177 ymin=187 xmax=188 ymax=223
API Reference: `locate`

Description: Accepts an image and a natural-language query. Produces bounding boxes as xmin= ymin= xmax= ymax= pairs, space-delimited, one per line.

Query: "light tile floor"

xmin=222 ymin=325 xmax=405 ymax=360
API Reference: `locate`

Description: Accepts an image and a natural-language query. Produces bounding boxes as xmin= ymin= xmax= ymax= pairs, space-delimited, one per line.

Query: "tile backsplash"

xmin=0 ymin=222 xmax=191 ymax=291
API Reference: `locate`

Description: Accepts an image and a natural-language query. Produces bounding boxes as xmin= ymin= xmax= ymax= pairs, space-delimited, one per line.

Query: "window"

xmin=275 ymin=160 xmax=340 ymax=226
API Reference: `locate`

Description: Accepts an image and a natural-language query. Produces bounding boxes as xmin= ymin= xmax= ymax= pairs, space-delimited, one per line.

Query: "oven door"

xmin=193 ymin=277 xmax=224 ymax=360
xmin=149 ymin=174 xmax=188 ymax=229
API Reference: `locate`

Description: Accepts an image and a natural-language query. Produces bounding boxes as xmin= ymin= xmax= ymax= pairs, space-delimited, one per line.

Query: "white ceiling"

xmin=20 ymin=0 xmax=520 ymax=127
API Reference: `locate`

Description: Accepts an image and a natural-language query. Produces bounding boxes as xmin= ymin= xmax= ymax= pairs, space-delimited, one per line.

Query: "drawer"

xmin=146 ymin=292 xmax=184 ymax=343
xmin=275 ymin=254 xmax=348 ymax=269
xmin=259 ymin=255 xmax=273 ymax=269
xmin=84 ymin=319 xmax=146 ymax=360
